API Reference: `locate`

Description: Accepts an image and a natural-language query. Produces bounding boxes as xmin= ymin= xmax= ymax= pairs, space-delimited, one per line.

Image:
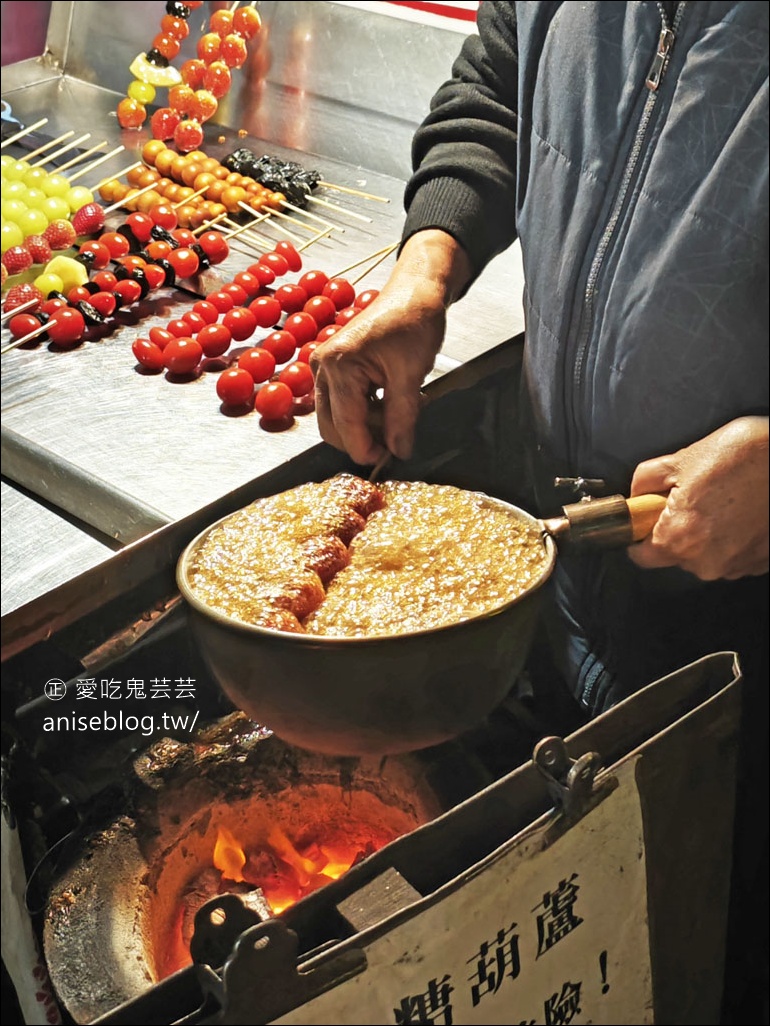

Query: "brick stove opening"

xmin=42 ymin=714 xmax=442 ymax=1025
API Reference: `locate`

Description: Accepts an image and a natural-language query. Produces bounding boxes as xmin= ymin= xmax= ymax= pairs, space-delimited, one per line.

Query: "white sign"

xmin=275 ymin=757 xmax=653 ymax=1025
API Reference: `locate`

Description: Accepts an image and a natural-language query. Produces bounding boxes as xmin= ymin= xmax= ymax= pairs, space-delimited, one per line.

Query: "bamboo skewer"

xmin=237 ymin=202 xmax=304 ymax=243
xmin=1 ymin=117 xmax=48 ymax=149
xmin=280 ymin=200 xmax=339 ymax=230
xmin=55 ymin=141 xmax=108 ymax=176
xmin=102 ymin=180 xmax=159 ymax=214
xmin=350 ymin=243 xmax=399 ymax=286
xmin=318 ymin=181 xmax=390 ymax=204
xmin=223 ymin=213 xmax=272 ymax=240
xmin=333 ymin=242 xmax=399 ymax=279
xmin=223 ymin=217 xmax=275 ymax=252
xmin=67 ymin=144 xmax=126 ymax=184
xmin=192 ymin=212 xmax=228 ymax=234
xmin=93 ymin=160 xmax=142 ymax=191
xmin=298 ymin=227 xmax=334 ymax=251
xmin=264 ymin=205 xmax=327 ymax=235
xmin=172 ymin=184 xmax=210 ymax=209
xmin=306 ymin=195 xmax=373 ymax=224
xmin=1 ymin=298 xmax=40 ymax=323
xmin=23 ymin=130 xmax=75 ymax=162
xmin=1 ymin=321 xmax=49 ymax=356
xmin=30 ymin=133 xmax=91 ymax=168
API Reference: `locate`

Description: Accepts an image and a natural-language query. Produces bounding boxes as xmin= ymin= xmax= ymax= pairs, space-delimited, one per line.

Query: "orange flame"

xmin=213 ymin=826 xmax=246 ymax=882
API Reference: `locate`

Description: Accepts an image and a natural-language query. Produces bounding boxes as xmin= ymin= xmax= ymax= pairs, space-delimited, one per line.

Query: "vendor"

xmin=311 ymin=2 xmax=768 ymax=1020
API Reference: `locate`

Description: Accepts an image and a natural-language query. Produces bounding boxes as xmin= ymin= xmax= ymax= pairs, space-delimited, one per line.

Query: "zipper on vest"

xmin=569 ymin=3 xmax=686 ymax=470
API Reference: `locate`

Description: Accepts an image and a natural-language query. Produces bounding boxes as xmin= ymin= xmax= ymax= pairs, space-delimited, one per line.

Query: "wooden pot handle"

xmin=627 ymin=494 xmax=667 ymax=542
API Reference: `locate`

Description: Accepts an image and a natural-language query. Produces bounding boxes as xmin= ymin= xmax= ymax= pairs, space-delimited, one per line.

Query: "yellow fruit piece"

xmin=43 ymin=256 xmax=89 ymax=293
xmin=129 ymin=53 xmax=182 ymax=88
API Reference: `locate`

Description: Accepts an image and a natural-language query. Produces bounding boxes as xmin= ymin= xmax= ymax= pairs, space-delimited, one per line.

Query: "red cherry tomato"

xmin=78 ymin=240 xmax=111 ymax=268
xmin=163 ymin=336 xmax=202 ymax=374
xmin=205 ymin=290 xmax=235 ymax=313
xmin=249 ymin=295 xmax=282 ymax=329
xmin=182 ymin=310 xmax=207 ymax=334
xmin=323 ymin=277 xmax=356 ymax=310
xmin=149 ymin=203 xmax=178 ymax=230
xmin=132 ymin=338 xmax=165 ymax=371
xmin=40 ymin=298 xmax=67 ymax=315
xmin=146 ymin=240 xmax=173 ymax=262
xmin=119 ymin=254 xmax=147 ymax=272
xmin=275 ymin=284 xmax=308 ymax=314
xmin=192 ymin=300 xmax=220 ymax=324
xmin=197 ymin=231 xmax=230 ymax=264
xmin=67 ymin=286 xmax=91 ymax=305
xmin=220 ymin=33 xmax=248 ymax=69
xmin=149 ymin=326 xmax=175 ymax=350
xmin=247 ymin=263 xmax=275 ymax=287
xmin=171 ymin=228 xmax=196 ymax=247
xmin=261 ymin=330 xmax=297 ymax=365
xmin=167 ymin=318 xmax=192 ymax=338
xmin=216 ymin=367 xmax=255 ymax=406
xmin=335 ymin=306 xmax=359 ymax=326
xmin=143 ymin=263 xmax=168 ymax=290
xmin=316 ymin=324 xmax=341 ymax=343
xmin=167 ymin=247 xmax=200 ymax=278
xmin=296 ymin=340 xmax=319 ymax=363
xmin=126 ymin=213 xmax=155 ymax=243
xmin=303 ymin=295 xmax=336 ymax=328
xmin=258 ymin=251 xmax=289 ymax=277
xmin=47 ymin=307 xmax=85 ymax=348
xmin=222 ymin=306 xmax=257 ymax=342
xmin=255 ymin=381 xmax=294 ymax=421
xmin=8 ymin=314 xmax=41 ymax=339
xmin=100 ymin=232 xmax=131 ymax=259
xmin=197 ymin=322 xmax=232 ymax=357
xmin=93 ymin=270 xmax=118 ymax=292
xmin=283 ymin=312 xmax=318 ymax=347
xmin=354 ymin=288 xmax=380 ymax=310
xmin=237 ymin=347 xmax=276 ymax=383
xmin=220 ymin=282 xmax=248 ymax=306
xmin=278 ymin=361 xmax=314 ymax=397
xmin=89 ymin=291 xmax=117 ymax=318
xmin=112 ymin=279 xmax=143 ymax=306
xmin=232 ymin=271 xmax=262 ymax=298
xmin=275 ymin=240 xmax=302 ymax=273
xmin=298 ymin=269 xmax=329 ymax=297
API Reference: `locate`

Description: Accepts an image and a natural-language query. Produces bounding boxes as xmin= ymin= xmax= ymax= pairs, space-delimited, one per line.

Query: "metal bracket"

xmin=553 ymin=476 xmax=608 ymax=499
xmin=188 ymin=893 xmax=367 ymax=1025
xmin=533 ymin=736 xmax=610 ymax=822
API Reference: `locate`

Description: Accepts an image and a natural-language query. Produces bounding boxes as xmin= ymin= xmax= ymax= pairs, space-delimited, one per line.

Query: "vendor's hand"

xmin=628 ymin=416 xmax=769 ymax=580
xmin=311 ymin=230 xmax=473 ymax=466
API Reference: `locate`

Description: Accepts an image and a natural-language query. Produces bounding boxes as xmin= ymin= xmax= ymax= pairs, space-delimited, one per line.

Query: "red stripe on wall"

xmin=386 ymin=2 xmax=480 ymax=24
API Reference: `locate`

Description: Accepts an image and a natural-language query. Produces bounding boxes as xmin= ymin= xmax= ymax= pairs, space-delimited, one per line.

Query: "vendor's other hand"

xmin=628 ymin=416 xmax=769 ymax=580
xmin=311 ymin=230 xmax=473 ymax=466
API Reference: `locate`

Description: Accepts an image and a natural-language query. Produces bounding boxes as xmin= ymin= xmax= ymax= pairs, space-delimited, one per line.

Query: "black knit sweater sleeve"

xmin=402 ymin=1 xmax=519 ymax=278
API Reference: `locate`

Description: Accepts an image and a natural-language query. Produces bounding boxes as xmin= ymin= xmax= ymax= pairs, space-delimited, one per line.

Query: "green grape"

xmin=65 ymin=186 xmax=94 ymax=212
xmin=33 ymin=272 xmax=65 ymax=296
xmin=41 ymin=196 xmax=71 ymax=222
xmin=41 ymin=174 xmax=71 ymax=198
xmin=1 ymin=221 xmax=25 ymax=253
xmin=17 ymin=208 xmax=49 ymax=235
xmin=23 ymin=187 xmax=48 ymax=210
xmin=3 ymin=180 xmax=28 ymax=201
xmin=23 ymin=167 xmax=49 ymax=189
xmin=2 ymin=199 xmax=28 ymax=222
xmin=5 ymin=160 xmax=31 ymax=181
xmin=128 ymin=79 xmax=157 ymax=105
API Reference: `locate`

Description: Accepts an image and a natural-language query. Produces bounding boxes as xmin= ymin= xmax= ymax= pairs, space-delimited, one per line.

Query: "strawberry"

xmin=25 ymin=235 xmax=53 ymax=265
xmin=1 ymin=264 xmax=7 ymax=289
xmin=71 ymin=203 xmax=106 ymax=237
xmin=2 ymin=246 xmax=33 ymax=275
xmin=43 ymin=219 xmax=77 ymax=251
xmin=2 ymin=282 xmax=44 ymax=314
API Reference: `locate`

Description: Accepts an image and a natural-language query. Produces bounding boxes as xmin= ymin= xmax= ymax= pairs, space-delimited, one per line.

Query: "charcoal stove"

xmin=2 ymin=343 xmax=742 ymax=1025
